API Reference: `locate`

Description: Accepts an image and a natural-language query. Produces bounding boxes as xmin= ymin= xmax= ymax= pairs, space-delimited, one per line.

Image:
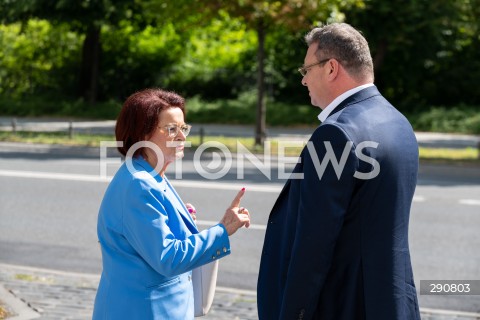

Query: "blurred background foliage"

xmin=0 ymin=0 xmax=479 ymax=133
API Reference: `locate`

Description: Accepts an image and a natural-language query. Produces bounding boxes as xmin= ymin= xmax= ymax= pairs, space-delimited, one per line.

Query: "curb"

xmin=0 ymin=285 xmax=39 ymax=320
xmin=420 ymin=307 xmax=480 ymax=318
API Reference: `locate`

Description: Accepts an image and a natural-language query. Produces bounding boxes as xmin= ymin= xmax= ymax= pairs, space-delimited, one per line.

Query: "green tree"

xmin=345 ymin=0 xmax=480 ymax=109
xmin=203 ymin=0 xmax=361 ymax=145
xmin=163 ymin=11 xmax=257 ymax=100
xmin=134 ymin=1 xmax=367 ymax=144
xmin=99 ymin=21 xmax=183 ymax=100
xmin=0 ymin=20 xmax=82 ymax=97
xmin=1 ymin=0 xmax=143 ymax=104
xmin=164 ymin=0 xmax=362 ymax=145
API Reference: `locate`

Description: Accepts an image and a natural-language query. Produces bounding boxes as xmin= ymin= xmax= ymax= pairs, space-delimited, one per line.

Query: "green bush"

xmin=186 ymin=90 xmax=318 ymax=126
xmin=409 ymin=106 xmax=480 ymax=134
xmin=464 ymin=114 xmax=480 ymax=134
xmin=186 ymin=91 xmax=256 ymax=124
xmin=0 ymin=95 xmax=121 ymax=119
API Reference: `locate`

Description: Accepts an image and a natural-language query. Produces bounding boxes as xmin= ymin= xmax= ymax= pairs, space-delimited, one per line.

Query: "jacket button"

xmin=216 ymin=250 xmax=221 ymax=256
xmin=212 ymin=255 xmax=216 ymax=260
xmin=223 ymin=247 xmax=227 ymax=253
xmin=298 ymin=309 xmax=305 ymax=319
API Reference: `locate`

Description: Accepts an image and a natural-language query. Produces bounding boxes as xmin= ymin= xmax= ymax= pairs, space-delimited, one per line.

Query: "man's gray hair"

xmin=305 ymin=23 xmax=374 ymax=81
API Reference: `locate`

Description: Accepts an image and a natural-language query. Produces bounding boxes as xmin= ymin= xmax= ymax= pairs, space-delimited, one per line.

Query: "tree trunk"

xmin=78 ymin=25 xmax=101 ymax=104
xmin=255 ymin=18 xmax=266 ymax=146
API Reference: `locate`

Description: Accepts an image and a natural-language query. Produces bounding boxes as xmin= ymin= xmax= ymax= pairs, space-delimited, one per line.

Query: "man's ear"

xmin=327 ymin=59 xmax=339 ymax=79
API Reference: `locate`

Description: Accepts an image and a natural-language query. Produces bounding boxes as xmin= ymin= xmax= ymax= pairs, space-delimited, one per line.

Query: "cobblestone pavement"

xmin=0 ymin=264 xmax=257 ymax=320
xmin=1 ymin=263 xmax=480 ymax=320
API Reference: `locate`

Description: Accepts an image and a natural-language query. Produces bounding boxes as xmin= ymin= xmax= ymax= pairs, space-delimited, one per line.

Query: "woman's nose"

xmin=176 ymin=130 xmax=186 ymax=140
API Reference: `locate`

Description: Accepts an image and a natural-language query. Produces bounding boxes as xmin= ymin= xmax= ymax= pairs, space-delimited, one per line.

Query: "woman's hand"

xmin=219 ymin=188 xmax=250 ymax=236
xmin=185 ymin=203 xmax=196 ymax=221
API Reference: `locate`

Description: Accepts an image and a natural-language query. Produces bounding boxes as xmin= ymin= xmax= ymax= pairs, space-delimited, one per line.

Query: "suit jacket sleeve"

xmin=279 ymin=124 xmax=358 ymax=318
xmin=121 ymin=176 xmax=230 ymax=277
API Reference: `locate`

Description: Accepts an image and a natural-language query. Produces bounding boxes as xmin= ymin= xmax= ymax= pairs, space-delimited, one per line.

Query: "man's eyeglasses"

xmin=297 ymin=58 xmax=331 ymax=77
xmin=159 ymin=124 xmax=192 ymax=138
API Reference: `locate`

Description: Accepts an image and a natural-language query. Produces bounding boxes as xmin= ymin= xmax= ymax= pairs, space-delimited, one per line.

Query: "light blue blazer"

xmin=93 ymin=157 xmax=230 ymax=320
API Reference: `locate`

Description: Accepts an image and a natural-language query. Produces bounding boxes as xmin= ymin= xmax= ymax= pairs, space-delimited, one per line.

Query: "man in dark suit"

xmin=257 ymin=23 xmax=421 ymax=320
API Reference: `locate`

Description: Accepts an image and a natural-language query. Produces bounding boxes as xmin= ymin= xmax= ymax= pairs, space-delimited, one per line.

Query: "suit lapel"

xmin=268 ymin=142 xmax=311 ymax=219
xmin=164 ymin=177 xmax=199 ymax=233
xmin=132 ymin=157 xmax=199 ymax=233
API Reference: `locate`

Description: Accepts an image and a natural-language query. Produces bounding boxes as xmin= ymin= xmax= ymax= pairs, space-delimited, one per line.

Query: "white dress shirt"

xmin=318 ymin=83 xmax=374 ymax=122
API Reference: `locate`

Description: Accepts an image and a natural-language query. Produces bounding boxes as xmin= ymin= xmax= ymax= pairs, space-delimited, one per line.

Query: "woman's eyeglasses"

xmin=159 ymin=124 xmax=192 ymax=138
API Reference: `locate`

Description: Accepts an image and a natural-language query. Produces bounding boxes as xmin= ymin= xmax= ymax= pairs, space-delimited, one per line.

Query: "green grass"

xmin=14 ymin=273 xmax=55 ymax=285
xmin=0 ymin=131 xmax=115 ymax=147
xmin=419 ymin=147 xmax=479 ymax=163
xmin=1 ymin=131 xmax=478 ymax=163
xmin=14 ymin=274 xmax=38 ymax=281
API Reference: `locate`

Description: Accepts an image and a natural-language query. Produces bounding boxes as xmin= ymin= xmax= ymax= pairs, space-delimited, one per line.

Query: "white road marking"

xmin=196 ymin=220 xmax=266 ymax=231
xmin=413 ymin=196 xmax=426 ymax=202
xmin=459 ymin=199 xmax=480 ymax=206
xmin=171 ymin=179 xmax=282 ymax=193
xmin=0 ymin=169 xmax=110 ymax=182
xmin=0 ymin=169 xmax=282 ymax=193
xmin=4 ymin=170 xmax=478 ymax=208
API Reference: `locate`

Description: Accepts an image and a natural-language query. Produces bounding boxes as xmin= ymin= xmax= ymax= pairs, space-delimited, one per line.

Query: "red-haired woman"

xmin=93 ymin=88 xmax=250 ymax=319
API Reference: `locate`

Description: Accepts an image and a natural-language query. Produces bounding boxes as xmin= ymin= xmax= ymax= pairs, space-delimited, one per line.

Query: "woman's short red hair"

xmin=115 ymin=88 xmax=185 ymax=157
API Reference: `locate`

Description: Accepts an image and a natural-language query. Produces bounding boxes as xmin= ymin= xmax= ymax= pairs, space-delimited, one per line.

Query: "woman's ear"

xmin=144 ymin=128 xmax=154 ymax=141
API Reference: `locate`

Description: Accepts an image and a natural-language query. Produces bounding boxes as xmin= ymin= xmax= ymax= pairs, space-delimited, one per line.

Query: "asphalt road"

xmin=0 ymin=149 xmax=479 ymax=312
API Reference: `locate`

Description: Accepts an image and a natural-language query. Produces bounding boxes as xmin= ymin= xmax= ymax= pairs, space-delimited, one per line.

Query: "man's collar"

xmin=318 ymin=83 xmax=374 ymax=122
